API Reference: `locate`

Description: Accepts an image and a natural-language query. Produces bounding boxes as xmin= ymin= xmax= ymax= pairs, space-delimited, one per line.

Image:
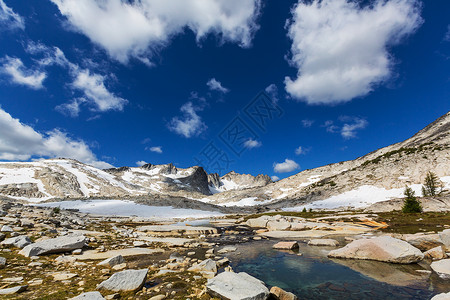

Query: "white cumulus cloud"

xmin=0 ymin=107 xmax=111 ymax=168
xmin=1 ymin=56 xmax=46 ymax=89
xmin=0 ymin=0 xmax=24 ymax=30
xmin=273 ymin=158 xmax=300 ymax=173
xmin=244 ymin=138 xmax=261 ymax=149
xmin=136 ymin=160 xmax=148 ymax=167
xmin=207 ymin=78 xmax=229 ymax=94
xmin=50 ymin=0 xmax=262 ymax=63
xmin=285 ymin=0 xmax=422 ymax=104
xmin=148 ymin=146 xmax=163 ymax=154
xmin=168 ymin=102 xmax=207 ymax=138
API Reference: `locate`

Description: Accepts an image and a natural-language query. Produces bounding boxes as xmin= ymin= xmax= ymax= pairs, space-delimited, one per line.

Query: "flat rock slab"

xmin=19 ymin=235 xmax=86 ymax=257
xmin=76 ymin=248 xmax=163 ymax=260
xmin=207 ymin=272 xmax=269 ymax=300
xmin=137 ymin=236 xmax=193 ymax=246
xmin=308 ymin=239 xmax=339 ymax=247
xmin=0 ymin=285 xmax=27 ymax=295
xmin=273 ymin=241 xmax=299 ymax=250
xmin=328 ymin=236 xmax=424 ymax=264
xmin=97 ymin=269 xmax=148 ymax=292
xmin=430 ymin=259 xmax=450 ymax=278
xmin=137 ymin=225 xmax=217 ymax=235
xmin=70 ymin=291 xmax=105 ymax=300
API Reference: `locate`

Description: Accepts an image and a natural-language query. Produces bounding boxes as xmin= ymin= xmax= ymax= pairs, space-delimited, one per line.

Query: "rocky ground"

xmin=0 ymin=201 xmax=449 ymax=299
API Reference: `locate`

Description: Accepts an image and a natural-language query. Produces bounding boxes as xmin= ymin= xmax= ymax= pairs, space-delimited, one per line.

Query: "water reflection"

xmin=223 ymin=240 xmax=441 ymax=300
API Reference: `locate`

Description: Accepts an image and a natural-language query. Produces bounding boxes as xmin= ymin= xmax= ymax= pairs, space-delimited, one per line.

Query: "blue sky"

xmin=0 ymin=0 xmax=448 ymax=180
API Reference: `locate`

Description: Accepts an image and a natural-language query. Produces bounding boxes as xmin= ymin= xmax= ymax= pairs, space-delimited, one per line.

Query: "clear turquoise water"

xmin=223 ymin=240 xmax=448 ymax=300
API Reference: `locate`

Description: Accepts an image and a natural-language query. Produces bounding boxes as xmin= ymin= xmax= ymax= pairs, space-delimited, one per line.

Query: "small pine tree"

xmin=402 ymin=186 xmax=422 ymax=213
xmin=302 ymin=207 xmax=307 ymax=213
xmin=422 ymin=171 xmax=441 ymax=197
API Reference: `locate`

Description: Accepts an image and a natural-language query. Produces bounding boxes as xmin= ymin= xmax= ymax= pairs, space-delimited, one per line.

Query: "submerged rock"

xmin=270 ymin=286 xmax=298 ymax=300
xmin=430 ymin=259 xmax=450 ymax=279
xmin=19 ymin=235 xmax=86 ymax=257
xmin=97 ymin=269 xmax=148 ymax=292
xmin=273 ymin=241 xmax=299 ymax=250
xmin=70 ymin=291 xmax=105 ymax=300
xmin=328 ymin=236 xmax=424 ymax=263
xmin=207 ymin=271 xmax=269 ymax=300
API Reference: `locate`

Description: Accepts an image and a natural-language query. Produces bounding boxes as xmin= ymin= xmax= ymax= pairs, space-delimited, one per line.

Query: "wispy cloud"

xmin=301 ymin=119 xmax=314 ymax=128
xmin=136 ymin=160 xmax=148 ymax=167
xmin=0 ymin=56 xmax=46 ymax=89
xmin=168 ymin=102 xmax=207 ymax=138
xmin=0 ymin=0 xmax=24 ymax=31
xmin=207 ymin=78 xmax=229 ymax=94
xmin=147 ymin=146 xmax=163 ymax=154
xmin=340 ymin=116 xmax=368 ymax=139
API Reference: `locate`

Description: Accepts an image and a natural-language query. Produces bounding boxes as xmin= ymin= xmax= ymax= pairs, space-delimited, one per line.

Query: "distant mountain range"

xmin=0 ymin=111 xmax=449 ymax=210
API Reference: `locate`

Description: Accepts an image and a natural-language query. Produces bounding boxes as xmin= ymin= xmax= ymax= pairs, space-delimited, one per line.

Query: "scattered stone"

xmin=273 ymin=241 xmax=299 ymax=250
xmin=207 ymin=272 xmax=269 ymax=300
xmin=70 ymin=291 xmax=105 ymax=300
xmin=328 ymin=236 xmax=424 ymax=263
xmin=308 ymin=239 xmax=339 ymax=247
xmin=246 ymin=216 xmax=271 ymax=228
xmin=72 ymin=249 xmax=82 ymax=255
xmin=217 ymin=246 xmax=237 ymax=254
xmin=55 ymin=255 xmax=77 ymax=264
xmin=112 ymin=263 xmax=127 ymax=271
xmin=98 ymin=255 xmax=125 ymax=267
xmin=270 ymin=286 xmax=298 ymax=300
xmin=188 ymin=259 xmax=218 ymax=273
xmin=133 ymin=241 xmax=146 ymax=247
xmin=1 ymin=235 xmax=31 ymax=248
xmin=97 ymin=269 xmax=148 ymax=292
xmin=0 ymin=285 xmax=27 ymax=295
xmin=52 ymin=272 xmax=78 ymax=281
xmin=19 ymin=235 xmax=87 ymax=257
xmin=104 ymin=294 xmax=119 ymax=300
xmin=430 ymin=259 xmax=450 ymax=278
xmin=149 ymin=295 xmax=166 ymax=300
xmin=402 ymin=233 xmax=444 ymax=251
xmin=267 ymin=220 xmax=291 ymax=231
xmin=425 ymin=246 xmax=447 ymax=260
xmin=216 ymin=257 xmax=230 ymax=267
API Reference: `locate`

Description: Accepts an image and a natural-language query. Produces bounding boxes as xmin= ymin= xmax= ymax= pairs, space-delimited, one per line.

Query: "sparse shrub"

xmin=52 ymin=206 xmax=61 ymax=214
xmin=422 ymin=171 xmax=443 ymax=197
xmin=309 ymin=208 xmax=313 ymax=213
xmin=402 ymin=186 xmax=422 ymax=213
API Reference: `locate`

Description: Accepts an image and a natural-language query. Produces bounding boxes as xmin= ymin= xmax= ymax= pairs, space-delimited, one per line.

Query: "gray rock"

xmin=1 ymin=235 xmax=31 ymax=248
xmin=207 ymin=272 xmax=269 ymax=300
xmin=188 ymin=259 xmax=217 ymax=273
xmin=430 ymin=259 xmax=450 ymax=279
xmin=402 ymin=233 xmax=444 ymax=251
xmin=328 ymin=236 xmax=424 ymax=264
xmin=308 ymin=239 xmax=339 ymax=247
xmin=70 ymin=291 xmax=105 ymax=300
xmin=97 ymin=269 xmax=148 ymax=292
xmin=98 ymin=255 xmax=125 ymax=267
xmin=19 ymin=235 xmax=86 ymax=257
xmin=270 ymin=286 xmax=298 ymax=300
xmin=267 ymin=220 xmax=291 ymax=231
xmin=0 ymin=285 xmax=27 ymax=295
xmin=246 ymin=216 xmax=271 ymax=228
xmin=0 ymin=257 xmax=6 ymax=268
xmin=1 ymin=225 xmax=13 ymax=232
xmin=431 ymin=292 xmax=450 ymax=300
xmin=424 ymin=246 xmax=447 ymax=260
xmin=439 ymin=229 xmax=450 ymax=250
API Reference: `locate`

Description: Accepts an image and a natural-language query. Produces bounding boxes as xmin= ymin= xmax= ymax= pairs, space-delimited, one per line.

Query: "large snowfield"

xmin=34 ymin=200 xmax=224 ymax=219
